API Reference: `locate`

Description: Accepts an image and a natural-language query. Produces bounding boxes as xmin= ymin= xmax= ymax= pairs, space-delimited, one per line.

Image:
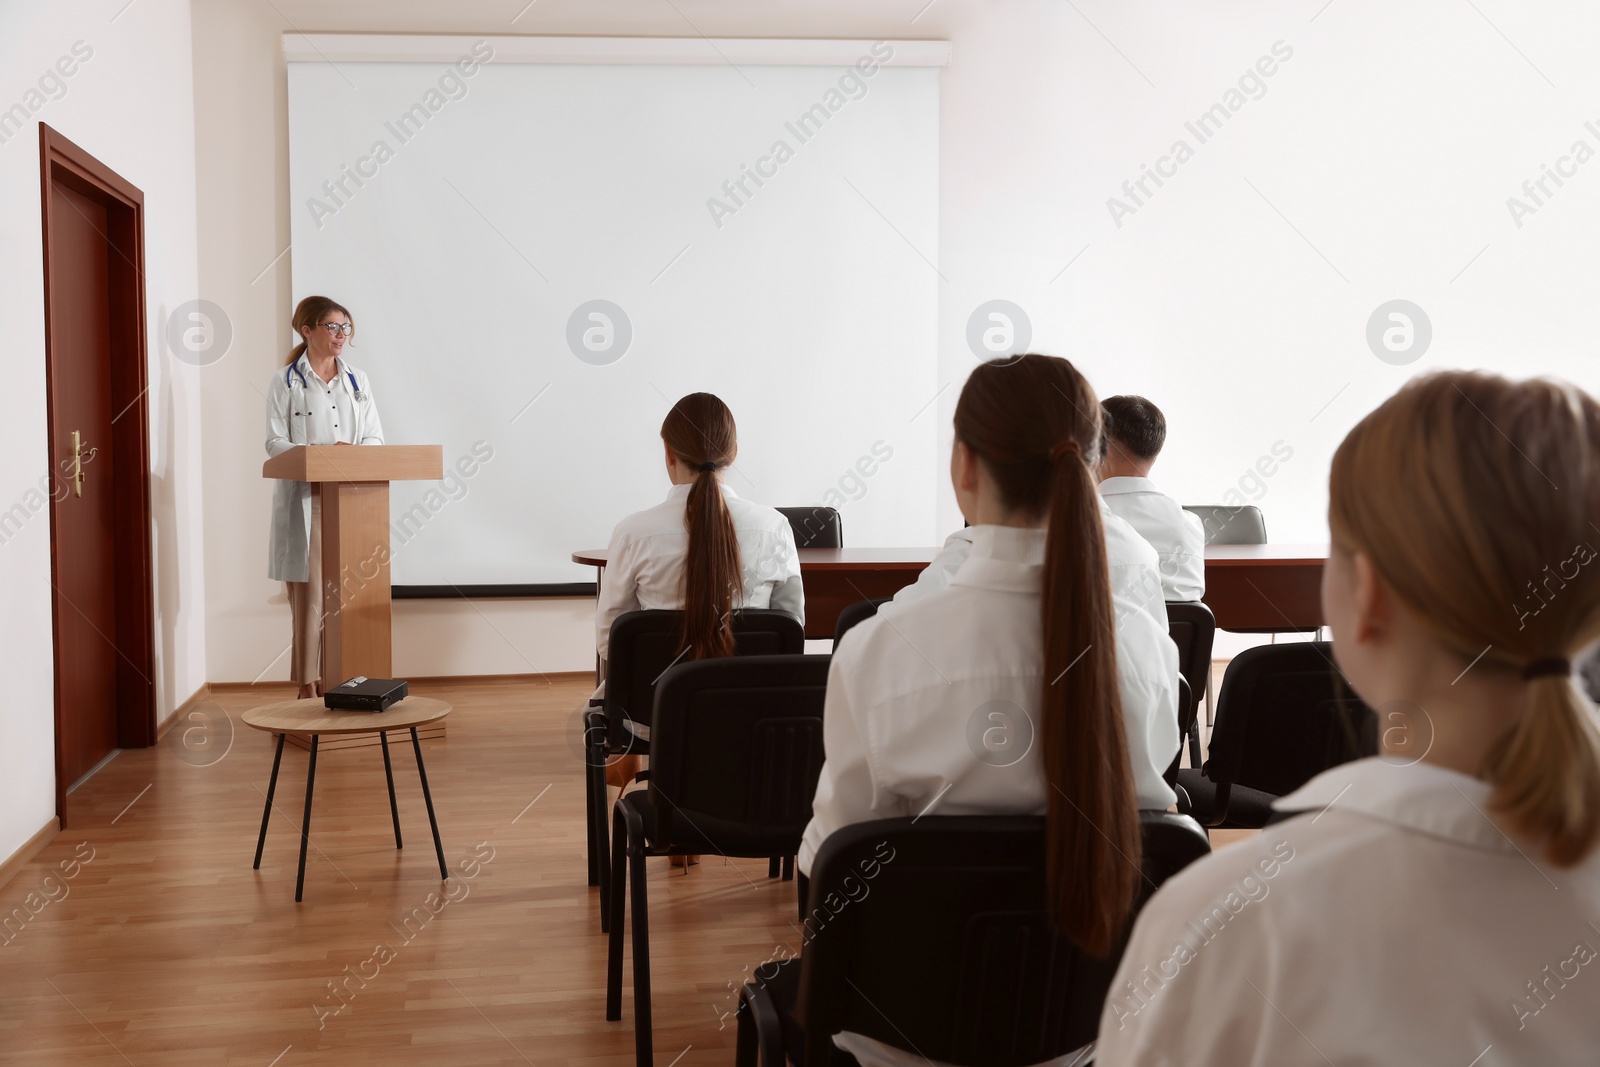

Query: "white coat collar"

xmin=949 ymin=525 xmax=1046 ymax=594
xmin=295 ymin=352 xmax=351 ymax=387
xmin=1275 ymin=756 xmax=1527 ymax=855
xmin=1099 ymin=476 xmax=1158 ymax=496
xmin=664 ymin=481 xmax=738 ymax=503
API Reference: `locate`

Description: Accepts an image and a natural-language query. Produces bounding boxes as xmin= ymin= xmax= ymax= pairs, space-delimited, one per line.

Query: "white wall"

xmin=193 ymin=0 xmax=1600 ymax=681
xmin=0 ymin=0 xmax=204 ymax=863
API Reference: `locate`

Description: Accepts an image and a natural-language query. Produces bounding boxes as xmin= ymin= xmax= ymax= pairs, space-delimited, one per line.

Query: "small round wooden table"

xmin=243 ymin=696 xmax=453 ymax=902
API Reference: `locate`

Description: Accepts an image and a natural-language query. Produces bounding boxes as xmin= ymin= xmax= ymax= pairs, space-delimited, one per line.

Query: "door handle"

xmin=70 ymin=431 xmax=98 ymax=497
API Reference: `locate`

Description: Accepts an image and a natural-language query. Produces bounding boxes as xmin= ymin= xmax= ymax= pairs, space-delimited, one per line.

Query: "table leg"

xmin=253 ymin=732 xmax=286 ymax=869
xmin=380 ymin=731 xmax=403 ymax=849
xmin=295 ymin=734 xmax=319 ymax=903
xmin=411 ymin=726 xmax=448 ymax=879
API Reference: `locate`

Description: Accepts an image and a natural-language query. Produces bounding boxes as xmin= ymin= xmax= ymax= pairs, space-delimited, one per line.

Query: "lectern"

xmin=263 ymin=445 xmax=443 ymax=692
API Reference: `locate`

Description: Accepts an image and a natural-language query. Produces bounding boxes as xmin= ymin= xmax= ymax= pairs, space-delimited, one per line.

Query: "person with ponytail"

xmin=1097 ymin=370 xmax=1600 ymax=1065
xmin=797 ymin=354 xmax=1178 ymax=1067
xmin=594 ymin=392 xmax=804 ymax=785
xmin=265 ymin=295 xmax=384 ymax=699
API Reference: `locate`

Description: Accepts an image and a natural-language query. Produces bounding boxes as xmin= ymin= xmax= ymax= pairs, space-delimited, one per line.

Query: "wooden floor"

xmin=0 ymin=670 xmax=1249 ymax=1066
xmin=0 ymin=676 xmax=809 ymax=1066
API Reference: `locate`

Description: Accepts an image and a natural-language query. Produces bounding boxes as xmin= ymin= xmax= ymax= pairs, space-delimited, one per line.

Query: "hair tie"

xmin=697 ymin=461 xmax=718 ymax=473
xmin=1050 ymin=440 xmax=1082 ymax=463
xmin=1522 ymin=656 xmax=1572 ymax=680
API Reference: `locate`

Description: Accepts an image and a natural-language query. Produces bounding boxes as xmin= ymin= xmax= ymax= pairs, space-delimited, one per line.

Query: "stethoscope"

xmin=286 ymin=361 xmax=364 ymax=402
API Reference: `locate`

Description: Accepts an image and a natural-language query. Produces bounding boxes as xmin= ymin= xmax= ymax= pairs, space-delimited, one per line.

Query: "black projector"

xmin=323 ymin=676 xmax=408 ymax=712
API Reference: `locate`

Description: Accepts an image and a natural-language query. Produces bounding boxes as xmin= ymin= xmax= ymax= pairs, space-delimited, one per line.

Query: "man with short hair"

xmin=1099 ymin=395 xmax=1206 ymax=602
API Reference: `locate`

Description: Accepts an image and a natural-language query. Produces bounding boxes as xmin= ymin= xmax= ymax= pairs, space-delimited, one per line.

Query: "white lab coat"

xmin=804 ymin=523 xmax=1178 ymax=866
xmin=1098 ymin=477 xmax=1206 ymax=602
xmin=595 ymin=482 xmax=805 ymax=665
xmin=802 ymin=523 xmax=1180 ymax=1067
xmin=1097 ymin=757 xmax=1600 ymax=1066
xmin=265 ymin=354 xmax=384 ymax=582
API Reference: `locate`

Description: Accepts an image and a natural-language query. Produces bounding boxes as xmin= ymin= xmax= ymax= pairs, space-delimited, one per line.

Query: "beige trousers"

xmin=285 ymin=487 xmax=323 ymax=685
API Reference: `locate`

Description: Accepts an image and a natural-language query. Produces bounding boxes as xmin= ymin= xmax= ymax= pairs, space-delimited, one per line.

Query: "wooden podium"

xmin=263 ymin=445 xmax=443 ymax=695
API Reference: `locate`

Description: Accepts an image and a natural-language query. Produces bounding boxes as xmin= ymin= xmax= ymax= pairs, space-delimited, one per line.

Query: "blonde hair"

xmin=1329 ymin=370 xmax=1600 ymax=866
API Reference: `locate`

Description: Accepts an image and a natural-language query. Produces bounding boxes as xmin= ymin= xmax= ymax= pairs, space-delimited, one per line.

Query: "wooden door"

xmin=40 ymin=124 xmax=156 ymax=821
xmin=46 ymin=181 xmax=121 ymax=789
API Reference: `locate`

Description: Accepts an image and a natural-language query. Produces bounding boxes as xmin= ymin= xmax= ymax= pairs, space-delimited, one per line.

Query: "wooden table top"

xmin=571 ymin=543 xmax=1329 ymax=569
xmin=242 ymin=695 xmax=452 ymax=735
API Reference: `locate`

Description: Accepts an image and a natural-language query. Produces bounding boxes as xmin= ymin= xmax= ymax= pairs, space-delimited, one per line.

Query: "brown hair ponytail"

xmin=953 ymin=355 xmax=1140 ymax=957
xmin=661 ymin=393 xmax=743 ymax=660
xmin=1329 ymin=370 xmax=1600 ymax=866
xmin=287 ymin=295 xmax=353 ymax=365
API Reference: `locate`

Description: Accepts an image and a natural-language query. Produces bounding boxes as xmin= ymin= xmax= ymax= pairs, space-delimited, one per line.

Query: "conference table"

xmin=571 ymin=543 xmax=1327 ymax=640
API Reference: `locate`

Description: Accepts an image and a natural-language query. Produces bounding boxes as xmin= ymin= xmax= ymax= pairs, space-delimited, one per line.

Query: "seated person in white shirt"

xmin=594 ymin=392 xmax=804 ymax=793
xmin=1097 ymin=394 xmax=1206 ymax=602
xmin=797 ymin=355 xmax=1178 ymax=1067
xmin=1097 ymin=370 xmax=1600 ymax=1066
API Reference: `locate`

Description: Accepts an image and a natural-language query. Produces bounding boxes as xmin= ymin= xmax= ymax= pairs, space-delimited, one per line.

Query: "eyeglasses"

xmin=319 ymin=322 xmax=354 ymax=337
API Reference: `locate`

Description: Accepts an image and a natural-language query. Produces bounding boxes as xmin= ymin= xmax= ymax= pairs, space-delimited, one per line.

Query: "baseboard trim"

xmin=156 ymin=683 xmax=213 ymax=742
xmin=208 ymin=671 xmax=592 ymax=690
xmin=0 ymin=817 xmax=61 ymax=893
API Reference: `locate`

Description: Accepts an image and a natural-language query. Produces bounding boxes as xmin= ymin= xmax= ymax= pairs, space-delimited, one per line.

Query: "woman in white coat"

xmin=1097 ymin=371 xmax=1600 ymax=1065
xmin=265 ymin=295 xmax=384 ymax=699
xmin=595 ymin=392 xmax=804 ymax=786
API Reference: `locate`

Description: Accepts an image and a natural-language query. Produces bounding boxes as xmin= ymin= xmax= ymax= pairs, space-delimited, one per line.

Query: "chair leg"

xmin=781 ymin=856 xmax=794 ymax=882
xmin=768 ymin=857 xmax=780 ymax=879
xmin=1204 ymin=667 xmax=1216 ymax=728
xmin=625 ymin=804 xmax=654 ymax=1067
xmin=588 ymin=713 xmax=612 ymax=929
xmin=585 ymin=719 xmax=600 ymax=888
xmin=606 ymin=804 xmax=630 ymax=1021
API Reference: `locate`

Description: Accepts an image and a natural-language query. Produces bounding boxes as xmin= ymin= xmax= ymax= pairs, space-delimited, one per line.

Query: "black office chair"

xmin=585 ymin=609 xmax=805 ymax=927
xmin=605 ymin=654 xmax=831 ymax=1067
xmin=736 ymin=811 xmax=1211 ymax=1067
xmin=1176 ymin=642 xmax=1374 ymax=828
xmin=1166 ymin=601 xmax=1216 ymax=769
xmin=832 ymin=596 xmax=891 ymax=650
xmin=777 ymin=506 xmax=843 ymax=549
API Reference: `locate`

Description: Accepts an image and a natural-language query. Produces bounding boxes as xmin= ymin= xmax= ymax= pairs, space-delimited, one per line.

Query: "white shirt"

xmin=595 ymin=482 xmax=804 ymax=661
xmin=1097 ymin=757 xmax=1600 ymax=1066
xmin=1098 ymin=477 xmax=1206 ymax=602
xmin=265 ymin=355 xmax=384 ymax=582
xmin=803 ymin=524 xmax=1178 ymax=872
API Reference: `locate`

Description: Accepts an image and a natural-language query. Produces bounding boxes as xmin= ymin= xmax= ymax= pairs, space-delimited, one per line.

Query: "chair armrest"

xmin=1205 ymin=780 xmax=1233 ymax=828
xmin=737 ymin=979 xmax=788 ymax=1067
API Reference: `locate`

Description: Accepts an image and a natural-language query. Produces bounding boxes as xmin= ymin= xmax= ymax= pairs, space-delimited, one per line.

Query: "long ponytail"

xmin=954 ymin=355 xmax=1140 ymax=957
xmin=661 ymin=393 xmax=743 ymax=660
xmin=1329 ymin=370 xmax=1600 ymax=866
xmin=287 ymin=295 xmax=353 ymax=365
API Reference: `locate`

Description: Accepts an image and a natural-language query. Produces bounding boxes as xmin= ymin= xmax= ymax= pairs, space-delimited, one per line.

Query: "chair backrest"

xmin=603 ymin=609 xmax=805 ymax=746
xmin=1165 ymin=601 xmax=1216 ymax=717
xmin=647 ymin=654 xmax=830 ymax=851
xmin=833 ymin=596 xmax=891 ymax=649
xmin=777 ymin=505 xmax=843 ymax=549
xmin=1182 ymin=504 xmax=1267 ymax=546
xmin=1206 ymin=641 xmax=1375 ymax=797
xmin=796 ymin=812 xmax=1211 ymax=1066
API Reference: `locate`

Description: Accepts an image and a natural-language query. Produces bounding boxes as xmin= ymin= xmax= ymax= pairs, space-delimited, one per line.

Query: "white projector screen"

xmin=286 ymin=38 xmax=941 ymax=587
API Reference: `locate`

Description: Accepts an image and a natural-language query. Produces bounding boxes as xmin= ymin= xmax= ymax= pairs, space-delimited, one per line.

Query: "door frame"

xmin=39 ymin=123 xmax=156 ymax=824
